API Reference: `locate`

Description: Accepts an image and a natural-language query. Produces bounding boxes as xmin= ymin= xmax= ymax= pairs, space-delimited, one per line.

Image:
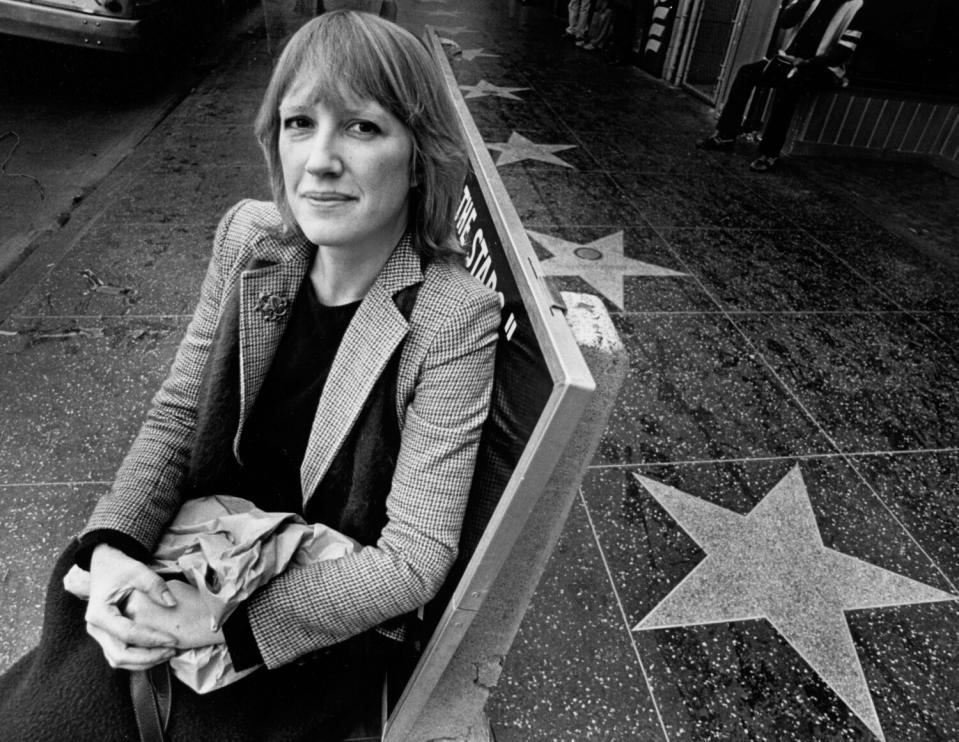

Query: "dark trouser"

xmin=716 ymin=58 xmax=842 ymax=157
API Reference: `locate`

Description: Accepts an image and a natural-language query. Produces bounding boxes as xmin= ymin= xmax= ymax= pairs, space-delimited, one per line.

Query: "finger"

xmin=87 ymin=623 xmax=174 ymax=670
xmin=129 ymin=571 xmax=177 ymax=608
xmin=87 ymin=624 xmax=176 ymax=671
xmin=87 ymin=605 xmax=178 ymax=649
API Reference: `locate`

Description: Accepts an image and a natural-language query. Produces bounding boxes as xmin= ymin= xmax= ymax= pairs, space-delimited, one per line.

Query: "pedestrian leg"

xmin=716 ymin=60 xmax=767 ymax=139
xmin=572 ymin=0 xmax=592 ymax=39
xmin=758 ymin=66 xmax=838 ymax=157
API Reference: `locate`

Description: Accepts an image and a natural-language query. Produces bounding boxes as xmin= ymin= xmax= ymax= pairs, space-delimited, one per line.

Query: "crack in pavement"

xmin=0 ymin=131 xmax=45 ymax=201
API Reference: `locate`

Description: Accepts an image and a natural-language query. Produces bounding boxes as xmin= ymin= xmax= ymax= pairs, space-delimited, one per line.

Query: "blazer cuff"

xmin=74 ymin=529 xmax=153 ymax=570
xmin=223 ymin=604 xmax=264 ymax=671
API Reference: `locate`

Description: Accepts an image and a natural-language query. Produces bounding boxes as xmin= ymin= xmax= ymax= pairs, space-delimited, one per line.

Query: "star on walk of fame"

xmin=527 ymin=229 xmax=684 ymax=309
xmin=486 ymin=132 xmax=576 ymax=169
xmin=460 ymin=48 xmax=499 ymax=61
xmin=633 ymin=465 xmax=957 ymax=741
xmin=459 ymin=79 xmax=528 ymax=101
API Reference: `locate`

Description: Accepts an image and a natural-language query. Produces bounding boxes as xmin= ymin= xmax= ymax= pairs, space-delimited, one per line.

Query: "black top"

xmin=237 ymin=277 xmax=360 ymax=516
xmin=224 ymin=277 xmax=361 ymax=669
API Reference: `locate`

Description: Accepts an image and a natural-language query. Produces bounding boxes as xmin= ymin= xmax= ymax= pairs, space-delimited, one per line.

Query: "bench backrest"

xmin=380 ymin=29 xmax=597 ymax=740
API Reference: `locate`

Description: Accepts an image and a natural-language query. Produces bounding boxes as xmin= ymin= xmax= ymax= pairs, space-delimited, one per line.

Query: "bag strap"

xmin=130 ymin=664 xmax=172 ymax=742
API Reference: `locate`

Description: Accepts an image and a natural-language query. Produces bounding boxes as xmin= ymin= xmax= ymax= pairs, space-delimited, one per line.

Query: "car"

xmin=0 ymin=0 xmax=209 ymax=54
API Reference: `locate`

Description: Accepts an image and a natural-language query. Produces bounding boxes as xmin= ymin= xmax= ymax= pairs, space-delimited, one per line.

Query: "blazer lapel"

xmin=236 ymin=256 xmax=311 ymax=459
xmin=300 ymin=235 xmax=422 ymax=506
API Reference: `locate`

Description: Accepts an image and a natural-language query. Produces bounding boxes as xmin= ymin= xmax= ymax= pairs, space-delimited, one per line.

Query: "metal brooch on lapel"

xmin=254 ymin=291 xmax=291 ymax=322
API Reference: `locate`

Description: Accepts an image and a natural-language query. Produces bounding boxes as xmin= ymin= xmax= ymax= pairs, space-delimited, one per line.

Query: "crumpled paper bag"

xmin=64 ymin=495 xmax=361 ymax=694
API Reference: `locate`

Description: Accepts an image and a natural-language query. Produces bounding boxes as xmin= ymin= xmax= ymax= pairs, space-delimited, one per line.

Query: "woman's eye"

xmin=283 ymin=116 xmax=312 ymax=130
xmin=348 ymin=120 xmax=381 ymax=136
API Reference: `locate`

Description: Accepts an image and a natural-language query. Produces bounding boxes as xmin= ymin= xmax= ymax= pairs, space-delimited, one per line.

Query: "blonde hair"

xmin=255 ymin=11 xmax=468 ymax=259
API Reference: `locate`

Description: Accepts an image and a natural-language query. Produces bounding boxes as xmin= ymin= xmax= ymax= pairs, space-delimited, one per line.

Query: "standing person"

xmin=0 ymin=10 xmax=499 ymax=742
xmin=697 ymin=0 xmax=865 ymax=172
xmin=317 ymin=0 xmax=398 ymax=20
xmin=604 ymin=0 xmax=638 ymax=65
xmin=578 ymin=0 xmax=614 ymax=51
xmin=565 ymin=0 xmax=593 ymax=42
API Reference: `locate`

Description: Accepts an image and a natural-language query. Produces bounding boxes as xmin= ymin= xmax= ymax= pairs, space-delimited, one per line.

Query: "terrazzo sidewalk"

xmin=2 ymin=2 xmax=958 ymax=741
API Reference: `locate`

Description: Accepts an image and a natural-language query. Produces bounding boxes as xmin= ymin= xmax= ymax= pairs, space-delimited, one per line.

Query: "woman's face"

xmin=278 ymin=80 xmax=414 ymax=250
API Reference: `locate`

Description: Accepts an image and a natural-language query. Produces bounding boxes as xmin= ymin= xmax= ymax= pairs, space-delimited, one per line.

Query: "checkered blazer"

xmin=80 ymin=200 xmax=500 ymax=668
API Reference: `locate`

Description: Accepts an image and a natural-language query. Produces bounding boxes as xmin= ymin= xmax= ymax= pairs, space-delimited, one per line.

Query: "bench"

xmin=782 ymin=86 xmax=959 ymax=176
xmin=343 ymin=28 xmax=628 ymax=741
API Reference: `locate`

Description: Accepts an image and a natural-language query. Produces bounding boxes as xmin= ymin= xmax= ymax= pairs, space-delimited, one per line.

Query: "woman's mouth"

xmin=302 ymin=191 xmax=356 ymax=204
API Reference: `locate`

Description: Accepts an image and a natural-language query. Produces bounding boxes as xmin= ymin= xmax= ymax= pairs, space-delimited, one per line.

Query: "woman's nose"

xmin=305 ymin=131 xmax=343 ymax=176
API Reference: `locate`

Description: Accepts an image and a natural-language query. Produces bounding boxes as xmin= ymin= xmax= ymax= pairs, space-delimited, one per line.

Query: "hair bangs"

xmin=290 ymin=14 xmax=413 ymax=125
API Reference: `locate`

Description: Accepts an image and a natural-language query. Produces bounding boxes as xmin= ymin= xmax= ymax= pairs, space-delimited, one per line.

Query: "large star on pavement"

xmin=633 ymin=465 xmax=957 ymax=741
xmin=459 ymin=79 xmax=528 ymax=100
xmin=528 ymin=229 xmax=684 ymax=309
xmin=486 ymin=132 xmax=576 ymax=169
xmin=460 ymin=48 xmax=500 ymax=62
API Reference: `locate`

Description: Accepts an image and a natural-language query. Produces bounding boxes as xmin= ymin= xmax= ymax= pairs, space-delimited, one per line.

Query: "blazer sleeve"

xmin=78 ymin=200 xmax=248 ymax=550
xmin=244 ymin=285 xmax=501 ymax=669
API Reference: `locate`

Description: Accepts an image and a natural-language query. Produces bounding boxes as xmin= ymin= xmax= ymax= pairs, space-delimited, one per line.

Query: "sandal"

xmin=696 ymin=134 xmax=735 ymax=151
xmin=749 ymin=155 xmax=779 ymax=172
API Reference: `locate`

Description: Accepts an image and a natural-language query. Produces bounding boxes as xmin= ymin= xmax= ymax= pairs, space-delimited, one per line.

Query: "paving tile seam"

xmin=578 ymin=191 xmax=959 ymax=593
xmin=613 ymin=311 xmax=731 ymax=317
xmin=631 ymin=226 xmax=811 ymax=232
xmin=615 ymin=309 xmax=945 ymax=317
xmin=587 ymin=446 xmax=959 ymax=470
xmin=722 ymin=161 xmax=958 ymax=327
xmin=486 ymin=52 xmax=958 ymax=582
xmin=9 ymin=314 xmax=194 ymax=321
xmin=789 ymin=231 xmax=937 ymax=321
xmin=507 ymin=78 xmax=642 ymax=175
xmin=698 ymin=308 xmax=959 ymax=593
xmin=577 ymin=488 xmax=672 ymax=742
xmin=609 ymin=211 xmax=889 ymax=462
xmin=0 ymin=480 xmax=111 ymax=488
xmin=901 ymin=313 xmax=957 ymax=346
xmin=569 ymin=69 xmax=952 ymax=337
xmin=839 ymin=457 xmax=959 ymax=595
xmin=521 ymin=221 xmax=656 ymax=229
xmin=714 ymin=307 xmax=929 ymax=457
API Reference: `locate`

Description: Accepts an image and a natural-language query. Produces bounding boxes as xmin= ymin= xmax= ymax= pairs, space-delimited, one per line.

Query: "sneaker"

xmin=583 ymin=42 xmax=596 ymax=50
xmin=696 ymin=134 xmax=735 ymax=151
xmin=749 ymin=155 xmax=779 ymax=172
xmin=575 ymin=39 xmax=586 ymax=47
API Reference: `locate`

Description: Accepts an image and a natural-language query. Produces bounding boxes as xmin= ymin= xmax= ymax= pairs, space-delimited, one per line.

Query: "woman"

xmin=0 ymin=11 xmax=499 ymax=741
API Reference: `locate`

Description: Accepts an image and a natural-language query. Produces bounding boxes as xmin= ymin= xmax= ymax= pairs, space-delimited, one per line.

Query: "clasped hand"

xmin=85 ymin=544 xmax=225 ymax=671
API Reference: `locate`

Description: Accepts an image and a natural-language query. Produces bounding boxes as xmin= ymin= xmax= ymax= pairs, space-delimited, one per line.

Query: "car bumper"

xmin=0 ymin=0 xmax=152 ymax=53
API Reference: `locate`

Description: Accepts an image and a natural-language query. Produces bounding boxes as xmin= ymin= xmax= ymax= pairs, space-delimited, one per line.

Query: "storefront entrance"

xmin=677 ymin=0 xmax=780 ymax=108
